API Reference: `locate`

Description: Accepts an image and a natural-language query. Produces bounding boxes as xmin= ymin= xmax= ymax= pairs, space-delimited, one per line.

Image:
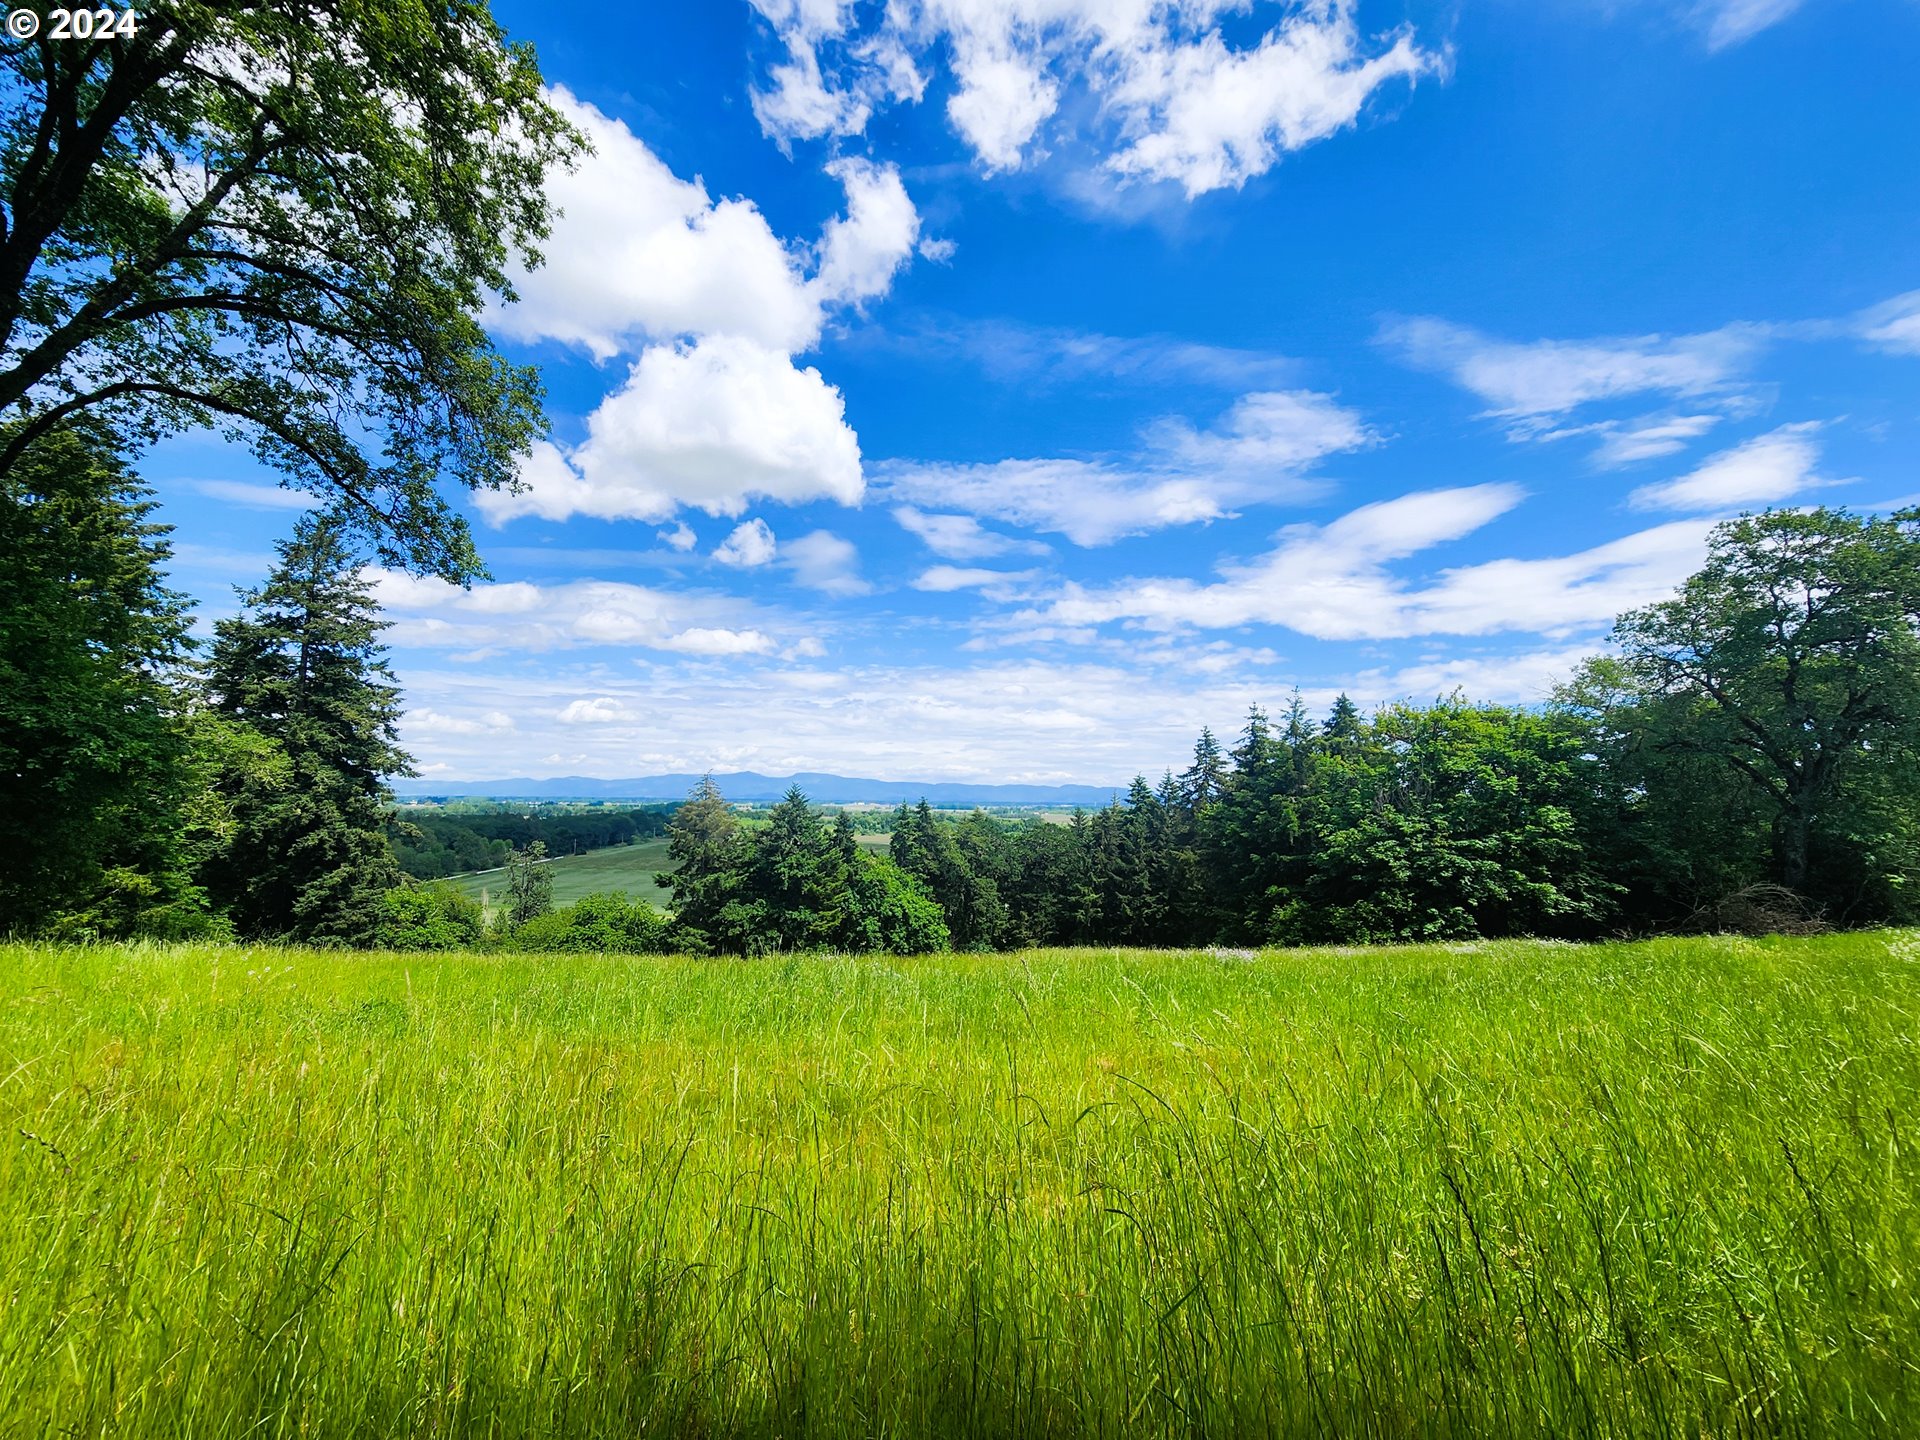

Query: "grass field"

xmin=2 ymin=934 xmax=1916 ymax=1437
xmin=444 ymin=834 xmax=890 ymax=912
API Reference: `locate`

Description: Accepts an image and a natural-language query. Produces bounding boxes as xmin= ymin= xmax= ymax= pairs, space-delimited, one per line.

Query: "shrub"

xmin=507 ymin=893 xmax=672 ymax=954
xmin=376 ymin=884 xmax=485 ymax=951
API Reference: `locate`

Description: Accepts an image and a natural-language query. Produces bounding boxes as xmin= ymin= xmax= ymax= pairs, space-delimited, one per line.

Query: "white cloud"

xmin=1695 ymin=0 xmax=1806 ymax=51
xmin=1384 ymin=315 xmax=1768 ymax=423
xmin=479 ymin=336 xmax=864 ymax=525
xmin=783 ymin=529 xmax=871 ymax=595
xmin=189 ymin=479 xmax=319 ymax=511
xmin=882 ymin=388 xmax=1369 ymax=545
xmin=1028 ymin=484 xmax=1713 ymax=641
xmin=913 ymin=565 xmax=1039 ymax=592
xmin=1589 ymin=413 xmax=1724 ymax=466
xmin=884 ymin=316 xmax=1300 ymax=390
xmin=393 ymin=657 xmax=1282 ymax=785
xmin=810 ymin=157 xmax=922 ymax=309
xmin=1101 ymin=8 xmax=1440 ymax=196
xmin=558 ymin=697 xmax=637 ymax=725
xmin=918 ymin=236 xmax=957 ymax=263
xmin=404 ymin=708 xmax=516 ymax=736
xmin=715 ymin=517 xmax=779 ymax=568
xmin=1628 ymin=423 xmax=1833 ymax=512
xmin=892 ymin=505 xmax=1045 ymax=559
xmin=747 ymin=1 xmax=1442 ymax=198
xmin=657 ymin=628 xmax=779 ymax=657
xmin=1856 ymin=290 xmax=1920 ymax=355
xmin=1375 ymin=645 xmax=1600 ymax=704
xmin=367 ymin=570 xmax=803 ymax=659
xmin=493 ymin=88 xmax=824 ymax=359
xmin=658 ymin=522 xmax=698 ymax=551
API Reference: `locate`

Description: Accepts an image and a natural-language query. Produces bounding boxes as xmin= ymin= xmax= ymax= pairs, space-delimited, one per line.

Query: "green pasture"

xmin=443 ymin=835 xmax=890 ymax=913
xmin=1 ymin=934 xmax=1916 ymax=1437
xmin=443 ymin=840 xmax=677 ymax=910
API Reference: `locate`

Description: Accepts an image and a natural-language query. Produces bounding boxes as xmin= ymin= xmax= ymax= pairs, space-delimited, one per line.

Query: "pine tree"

xmin=663 ymin=775 xmax=749 ymax=948
xmin=201 ymin=516 xmax=410 ymax=944
xmin=1181 ymin=727 xmax=1228 ymax=811
xmin=1324 ymin=693 xmax=1364 ymax=744
xmin=0 ymin=421 xmax=209 ymax=935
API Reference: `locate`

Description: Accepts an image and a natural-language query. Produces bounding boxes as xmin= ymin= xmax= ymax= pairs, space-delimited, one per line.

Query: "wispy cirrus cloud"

xmin=882 ymin=388 xmax=1372 ymax=546
xmin=1021 ymin=484 xmax=1714 ymax=641
xmin=1693 ymin=0 xmax=1807 ymax=51
xmin=1628 ymin=423 xmax=1841 ymax=512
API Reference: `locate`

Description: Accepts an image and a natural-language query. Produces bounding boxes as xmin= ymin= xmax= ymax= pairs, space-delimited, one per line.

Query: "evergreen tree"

xmin=1181 ymin=727 xmax=1229 ymax=810
xmin=1324 ymin=693 xmax=1364 ymax=745
xmin=201 ymin=516 xmax=410 ymax=944
xmin=662 ymin=776 xmax=750 ymax=950
xmin=0 ymin=422 xmax=211 ymax=936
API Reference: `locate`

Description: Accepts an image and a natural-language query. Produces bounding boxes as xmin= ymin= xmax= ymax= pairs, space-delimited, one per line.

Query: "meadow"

xmin=0 ymin=934 xmax=1915 ymax=1437
xmin=443 ymin=834 xmax=891 ymax=913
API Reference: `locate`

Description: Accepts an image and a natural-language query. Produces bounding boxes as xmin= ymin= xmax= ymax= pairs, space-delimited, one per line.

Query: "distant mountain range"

xmin=392 ymin=770 xmax=1127 ymax=807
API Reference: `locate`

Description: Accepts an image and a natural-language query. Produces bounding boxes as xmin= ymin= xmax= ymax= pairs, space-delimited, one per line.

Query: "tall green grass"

xmin=1 ymin=934 xmax=1915 ymax=1437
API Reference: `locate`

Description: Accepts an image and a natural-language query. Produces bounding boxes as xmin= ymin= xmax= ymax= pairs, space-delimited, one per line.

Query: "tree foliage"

xmin=0 ymin=420 xmax=207 ymax=935
xmin=0 ymin=0 xmax=582 ymax=580
xmin=1590 ymin=507 xmax=1920 ymax=920
xmin=200 ymin=515 xmax=409 ymax=943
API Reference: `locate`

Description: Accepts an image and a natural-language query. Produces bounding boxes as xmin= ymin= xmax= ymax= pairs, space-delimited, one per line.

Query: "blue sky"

xmin=148 ymin=0 xmax=1920 ymax=784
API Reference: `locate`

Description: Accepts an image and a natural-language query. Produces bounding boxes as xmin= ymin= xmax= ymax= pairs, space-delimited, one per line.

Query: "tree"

xmin=0 ymin=1 xmax=581 ymax=581
xmin=662 ymin=776 xmax=753 ymax=951
xmin=0 ymin=420 xmax=208 ymax=935
xmin=503 ymin=841 xmax=554 ymax=927
xmin=1608 ymin=508 xmax=1920 ymax=903
xmin=201 ymin=515 xmax=409 ymax=943
xmin=1283 ymin=700 xmax=1614 ymax=943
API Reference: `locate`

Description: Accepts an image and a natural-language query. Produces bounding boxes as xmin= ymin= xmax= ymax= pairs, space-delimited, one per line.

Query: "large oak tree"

xmin=0 ymin=0 xmax=581 ymax=581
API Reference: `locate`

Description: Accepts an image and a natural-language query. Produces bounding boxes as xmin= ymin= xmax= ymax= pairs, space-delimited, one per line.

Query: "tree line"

xmin=5 ymin=416 xmax=1918 ymax=951
xmin=390 ymin=806 xmax=673 ymax=882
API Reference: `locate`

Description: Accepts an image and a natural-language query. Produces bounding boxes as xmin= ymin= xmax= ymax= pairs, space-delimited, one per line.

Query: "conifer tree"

xmin=201 ymin=516 xmax=409 ymax=944
xmin=0 ymin=421 xmax=207 ymax=935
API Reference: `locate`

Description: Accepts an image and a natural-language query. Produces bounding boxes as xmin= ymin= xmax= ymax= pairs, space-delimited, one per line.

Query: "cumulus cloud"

xmin=883 ymin=388 xmax=1369 ymax=545
xmin=1027 ymin=484 xmax=1712 ymax=640
xmin=481 ymin=91 xmax=922 ymax=528
xmin=559 ymin=697 xmax=638 ymax=725
xmin=810 ymin=157 xmax=922 ymax=309
xmin=715 ymin=518 xmax=779 ymax=568
xmin=1628 ymin=424 xmax=1835 ymax=512
xmin=658 ymin=522 xmax=698 ymax=551
xmin=493 ymin=88 xmax=920 ymax=360
xmin=747 ymin=0 xmax=1443 ymax=198
xmin=478 ymin=336 xmax=864 ymax=525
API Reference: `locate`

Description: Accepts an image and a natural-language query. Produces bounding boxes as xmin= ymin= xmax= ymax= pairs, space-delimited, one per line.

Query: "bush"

xmin=507 ymin=893 xmax=673 ymax=954
xmin=376 ymin=884 xmax=485 ymax=951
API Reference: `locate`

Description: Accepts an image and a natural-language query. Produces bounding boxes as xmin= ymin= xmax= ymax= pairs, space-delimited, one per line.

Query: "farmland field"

xmin=443 ymin=834 xmax=891 ymax=912
xmin=1 ymin=934 xmax=1916 ymax=1437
